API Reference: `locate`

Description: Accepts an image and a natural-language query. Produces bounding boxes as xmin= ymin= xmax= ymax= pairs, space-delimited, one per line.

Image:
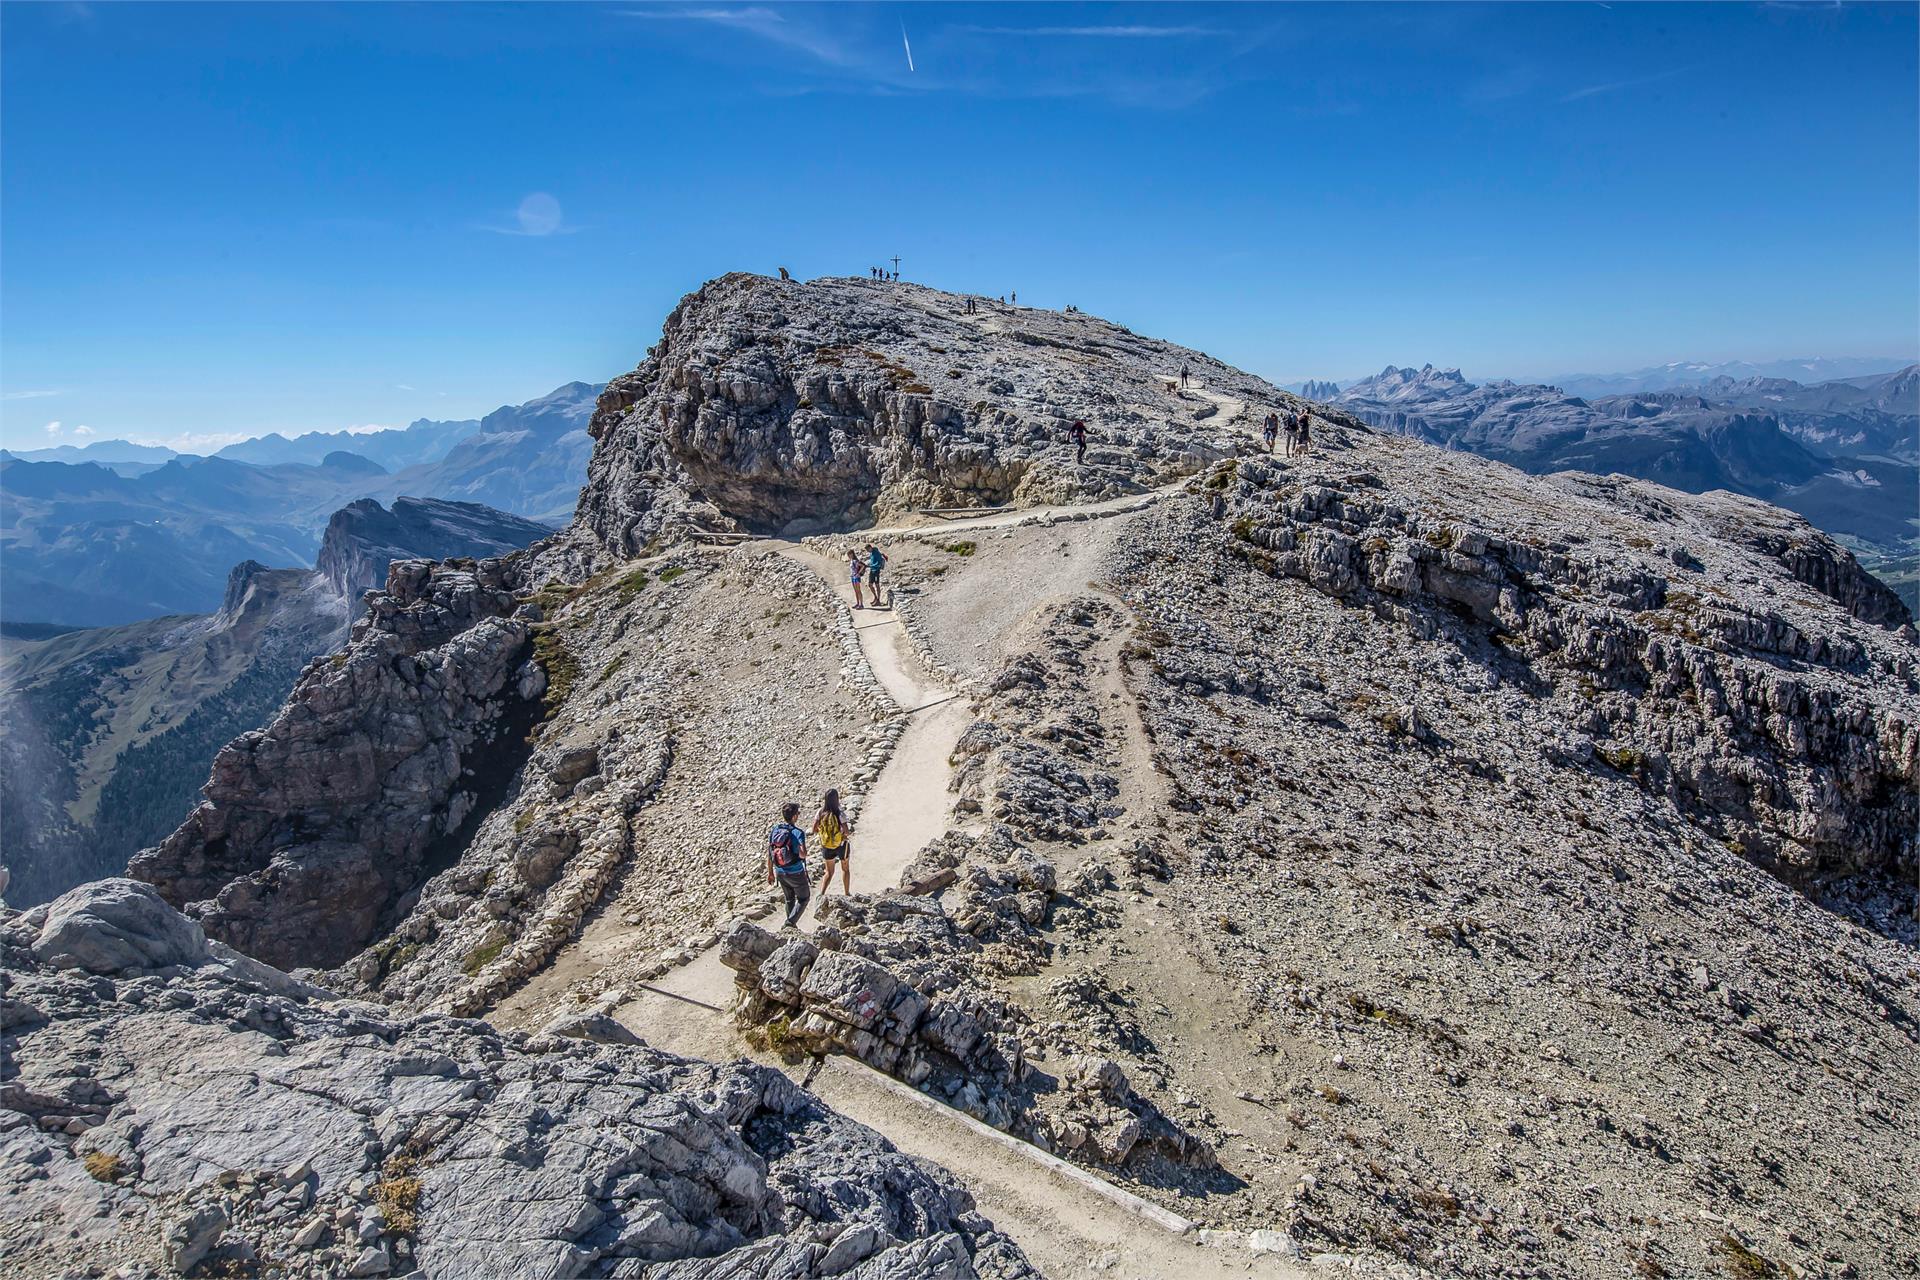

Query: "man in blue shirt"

xmin=766 ymin=801 xmax=810 ymax=928
xmin=865 ymin=544 xmax=889 ymax=609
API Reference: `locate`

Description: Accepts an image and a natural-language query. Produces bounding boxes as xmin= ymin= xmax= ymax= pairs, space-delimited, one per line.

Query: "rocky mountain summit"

xmin=0 ymin=498 xmax=553 ymax=910
xmin=17 ymin=274 xmax=1915 ymax=1278
xmin=552 ymin=273 xmax=1286 ymax=563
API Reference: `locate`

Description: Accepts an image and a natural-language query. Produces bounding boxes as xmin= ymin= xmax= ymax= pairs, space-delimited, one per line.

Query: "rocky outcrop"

xmin=1216 ymin=453 xmax=1917 ymax=883
xmin=316 ymin=496 xmax=554 ymax=601
xmin=2 ymin=880 xmax=1037 ymax=1279
xmin=723 ymin=912 xmax=1029 ymax=1119
xmin=721 ymin=828 xmax=1061 ymax=1129
xmin=129 ymin=559 xmax=536 ymax=968
xmin=2 ymin=497 xmax=555 ymax=912
xmin=720 ymin=822 xmax=1217 ymax=1183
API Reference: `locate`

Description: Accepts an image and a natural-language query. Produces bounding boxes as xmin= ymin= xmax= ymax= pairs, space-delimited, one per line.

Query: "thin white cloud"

xmin=955 ymin=24 xmax=1224 ymax=38
xmin=481 ymin=192 xmax=579 ymax=237
xmin=2 ymin=388 xmax=61 ymax=401
xmin=619 ymin=7 xmax=852 ymax=65
xmin=1558 ymin=67 xmax=1684 ymax=103
xmin=396 ymin=383 xmax=417 ymax=391
xmin=73 ymin=424 xmax=95 ymax=437
xmin=341 ymin=423 xmax=400 ymax=436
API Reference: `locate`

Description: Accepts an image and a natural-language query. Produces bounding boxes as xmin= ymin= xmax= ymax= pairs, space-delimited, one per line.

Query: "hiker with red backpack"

xmin=766 ymin=801 xmax=810 ymax=928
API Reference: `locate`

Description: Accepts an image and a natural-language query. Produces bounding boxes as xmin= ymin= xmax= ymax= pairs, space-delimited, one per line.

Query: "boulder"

xmin=800 ymin=950 xmax=902 ymax=1031
xmin=33 ymin=878 xmax=209 ymax=975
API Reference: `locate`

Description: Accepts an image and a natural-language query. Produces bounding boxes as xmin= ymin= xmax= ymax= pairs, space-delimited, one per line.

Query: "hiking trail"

xmin=490 ymin=526 xmax=1310 ymax=1280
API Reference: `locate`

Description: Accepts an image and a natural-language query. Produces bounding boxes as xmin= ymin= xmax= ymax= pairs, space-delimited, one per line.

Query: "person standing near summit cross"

xmin=766 ymin=802 xmax=810 ymax=928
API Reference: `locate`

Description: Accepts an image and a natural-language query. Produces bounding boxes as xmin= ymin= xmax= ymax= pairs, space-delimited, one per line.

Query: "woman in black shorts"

xmin=812 ymin=788 xmax=852 ymax=896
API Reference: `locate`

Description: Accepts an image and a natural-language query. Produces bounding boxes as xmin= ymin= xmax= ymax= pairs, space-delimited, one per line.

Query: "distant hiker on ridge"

xmin=1180 ymin=362 xmax=1190 ymax=388
xmin=848 ymin=549 xmax=867 ymax=609
xmin=766 ymin=801 xmax=810 ymax=929
xmin=813 ymin=788 xmax=852 ymax=898
xmin=1071 ymin=419 xmax=1088 ymax=464
xmin=1296 ymin=409 xmax=1314 ymax=457
xmin=1263 ymin=411 xmax=1279 ymax=453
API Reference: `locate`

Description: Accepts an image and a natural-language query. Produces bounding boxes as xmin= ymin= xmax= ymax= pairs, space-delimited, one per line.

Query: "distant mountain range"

xmin=1548 ymin=356 xmax=1916 ymax=399
xmin=0 ymin=381 xmax=598 ymax=627
xmin=1316 ymin=361 xmax=1919 ymax=610
xmin=0 ymin=496 xmax=552 ymax=907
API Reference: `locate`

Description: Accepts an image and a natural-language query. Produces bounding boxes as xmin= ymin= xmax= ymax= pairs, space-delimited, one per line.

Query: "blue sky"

xmin=3 ymin=1 xmax=1916 ymax=451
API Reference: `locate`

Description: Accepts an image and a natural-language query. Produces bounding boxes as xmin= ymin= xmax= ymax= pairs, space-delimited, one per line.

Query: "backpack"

xmin=818 ymin=811 xmax=844 ymax=848
xmin=768 ymin=822 xmax=802 ymax=871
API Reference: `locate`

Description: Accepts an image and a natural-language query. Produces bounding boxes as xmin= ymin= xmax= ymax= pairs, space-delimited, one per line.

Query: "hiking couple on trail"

xmin=848 ymin=543 xmax=889 ymax=609
xmin=766 ymin=791 xmax=853 ymax=928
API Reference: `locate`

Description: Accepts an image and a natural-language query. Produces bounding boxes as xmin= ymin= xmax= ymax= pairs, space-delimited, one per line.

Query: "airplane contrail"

xmin=901 ymin=22 xmax=914 ymax=71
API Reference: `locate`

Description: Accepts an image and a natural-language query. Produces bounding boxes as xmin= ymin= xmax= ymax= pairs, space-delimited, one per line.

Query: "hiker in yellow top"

xmin=812 ymin=788 xmax=852 ymax=897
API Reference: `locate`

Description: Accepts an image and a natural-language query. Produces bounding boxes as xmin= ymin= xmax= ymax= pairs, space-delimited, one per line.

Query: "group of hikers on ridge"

xmin=1263 ymin=407 xmax=1314 ymax=457
xmin=1070 ymin=401 xmax=1308 ymax=469
xmin=766 ymin=792 xmax=854 ymax=927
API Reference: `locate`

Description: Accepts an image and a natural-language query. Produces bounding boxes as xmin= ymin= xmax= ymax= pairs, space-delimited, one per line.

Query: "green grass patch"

xmin=1597 ymin=745 xmax=1645 ymax=773
xmin=1713 ymin=1235 xmax=1782 ymax=1279
xmin=658 ymin=566 xmax=687 ymax=583
xmin=940 ymin=540 xmax=977 ymax=557
xmin=529 ymin=581 xmax=582 ymax=616
xmin=461 ymin=937 xmax=506 ymax=976
xmin=530 ymin=628 xmax=580 ymax=718
xmin=615 ymin=569 xmax=649 ymax=602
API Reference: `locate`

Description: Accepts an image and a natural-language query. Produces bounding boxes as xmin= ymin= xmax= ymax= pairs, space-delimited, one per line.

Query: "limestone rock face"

xmin=129 ymin=561 xmax=535 ymax=968
xmin=0 ymin=884 xmax=1037 ymax=1280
